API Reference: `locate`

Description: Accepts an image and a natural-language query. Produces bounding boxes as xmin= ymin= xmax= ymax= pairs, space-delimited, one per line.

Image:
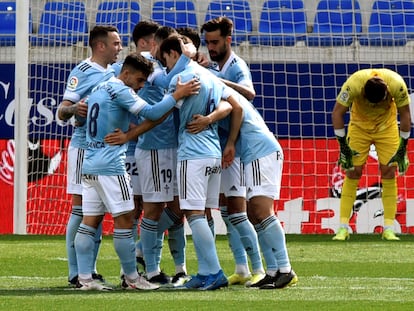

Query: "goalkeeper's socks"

xmin=66 ymin=206 xmax=82 ymax=280
xmin=382 ymin=178 xmax=397 ymax=227
xmin=339 ymin=177 xmax=359 ymax=225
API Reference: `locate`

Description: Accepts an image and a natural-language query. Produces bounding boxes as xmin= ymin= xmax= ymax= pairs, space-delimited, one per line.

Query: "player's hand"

xmin=104 ymin=129 xmax=128 ymax=145
xmin=336 ymin=136 xmax=359 ymax=171
xmin=180 ymin=38 xmax=197 ymax=59
xmin=222 ymin=144 xmax=235 ymax=169
xmin=186 ymin=114 xmax=210 ymax=134
xmin=175 ymin=76 xmax=200 ymax=98
xmin=196 ymin=52 xmax=210 ymax=67
xmin=387 ymin=137 xmax=409 ymax=175
xmin=75 ymin=99 xmax=88 ymax=118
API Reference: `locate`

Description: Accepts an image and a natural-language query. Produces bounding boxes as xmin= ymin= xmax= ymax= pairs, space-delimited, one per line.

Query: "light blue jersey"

xmin=208 ymin=51 xmax=253 ymax=89
xmin=137 ymin=52 xmax=190 ymax=150
xmin=62 ymin=58 xmax=115 ymax=149
xmin=221 ymin=90 xmax=282 ymax=164
xmin=169 ymin=61 xmax=225 ymax=161
xmin=83 ymin=77 xmax=177 ymax=175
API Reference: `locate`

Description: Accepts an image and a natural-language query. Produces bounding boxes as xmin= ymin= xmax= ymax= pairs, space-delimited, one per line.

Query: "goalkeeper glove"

xmin=387 ymin=137 xmax=409 ymax=175
xmin=336 ymin=135 xmax=359 ymax=171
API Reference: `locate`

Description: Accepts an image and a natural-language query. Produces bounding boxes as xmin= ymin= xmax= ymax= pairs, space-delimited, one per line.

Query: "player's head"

xmin=120 ymin=53 xmax=154 ymax=91
xmin=201 ymin=16 xmax=233 ymax=63
xmin=89 ymin=25 xmax=122 ymax=65
xmin=364 ymin=76 xmax=388 ymax=104
xmin=153 ymin=26 xmax=178 ymax=60
xmin=132 ymin=20 xmax=160 ymax=53
xmin=177 ymin=27 xmax=201 ymax=51
xmin=159 ymin=35 xmax=185 ymax=70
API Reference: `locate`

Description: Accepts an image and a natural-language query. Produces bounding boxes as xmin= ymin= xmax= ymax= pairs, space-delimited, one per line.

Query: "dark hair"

xmin=132 ymin=20 xmax=160 ymax=46
xmin=154 ymin=26 xmax=178 ymax=42
xmin=89 ymin=25 xmax=119 ymax=48
xmin=201 ymin=16 xmax=233 ymax=37
xmin=364 ymin=77 xmax=387 ymax=103
xmin=159 ymin=35 xmax=183 ymax=61
xmin=177 ymin=27 xmax=201 ymax=50
xmin=121 ymin=53 xmax=154 ymax=77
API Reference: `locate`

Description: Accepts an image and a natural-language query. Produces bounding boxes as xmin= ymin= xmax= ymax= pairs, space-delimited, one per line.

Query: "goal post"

xmin=1 ymin=0 xmax=413 ymax=235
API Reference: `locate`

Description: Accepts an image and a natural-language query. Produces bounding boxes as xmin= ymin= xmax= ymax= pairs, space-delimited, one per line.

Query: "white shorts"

xmin=177 ymin=158 xmax=221 ymax=211
xmin=81 ymin=173 xmax=135 ymax=217
xmin=66 ymin=145 xmax=84 ymax=195
xmin=125 ymin=155 xmax=141 ymax=196
xmin=135 ymin=148 xmax=178 ymax=202
xmin=244 ymin=151 xmax=283 ymax=201
xmin=220 ymin=157 xmax=246 ymax=198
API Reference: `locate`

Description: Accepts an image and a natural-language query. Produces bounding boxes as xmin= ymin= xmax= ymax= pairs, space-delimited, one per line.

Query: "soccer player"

xmin=201 ymin=16 xmax=256 ymax=101
xmin=160 ymin=35 xmax=233 ymax=290
xmin=134 ymin=25 xmax=192 ymax=285
xmin=126 ymin=20 xmax=161 ymax=247
xmin=187 ymin=88 xmax=298 ymax=290
xmin=332 ymin=68 xmax=411 ymax=241
xmin=57 ymin=25 xmax=122 ymax=287
xmin=74 ymin=53 xmax=200 ymax=290
xmin=201 ymin=16 xmax=265 ymax=286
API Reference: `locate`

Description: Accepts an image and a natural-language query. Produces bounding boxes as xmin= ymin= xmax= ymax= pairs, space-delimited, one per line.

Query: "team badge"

xmin=67 ymin=76 xmax=79 ymax=91
xmin=339 ymin=91 xmax=349 ymax=102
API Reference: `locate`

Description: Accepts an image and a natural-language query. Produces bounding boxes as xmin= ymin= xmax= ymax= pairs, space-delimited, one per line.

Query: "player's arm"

xmin=186 ymin=100 xmax=232 ymax=134
xmin=104 ymin=110 xmax=173 ymax=145
xmin=57 ymin=99 xmax=87 ymax=121
xmin=219 ymin=78 xmax=256 ymax=101
xmin=222 ymin=95 xmax=243 ymax=168
xmin=387 ymin=104 xmax=412 ymax=174
xmin=332 ymin=101 xmax=359 ymax=171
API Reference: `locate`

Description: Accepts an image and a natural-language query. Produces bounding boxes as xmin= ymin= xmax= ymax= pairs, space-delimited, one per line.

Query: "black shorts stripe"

xmin=151 ymin=150 xmax=161 ymax=192
xmin=252 ymin=159 xmax=261 ymax=187
xmin=75 ymin=148 xmax=85 ymax=185
xmin=179 ymin=160 xmax=187 ymax=200
xmin=240 ymin=161 xmax=246 ymax=187
xmin=117 ymin=175 xmax=130 ymax=201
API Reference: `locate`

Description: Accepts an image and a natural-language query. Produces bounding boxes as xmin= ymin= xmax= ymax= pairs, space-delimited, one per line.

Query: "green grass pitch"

xmin=1 ymin=234 xmax=414 ymax=311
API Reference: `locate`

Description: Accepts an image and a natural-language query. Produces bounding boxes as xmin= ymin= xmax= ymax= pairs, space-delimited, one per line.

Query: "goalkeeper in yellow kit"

xmin=332 ymin=68 xmax=411 ymax=241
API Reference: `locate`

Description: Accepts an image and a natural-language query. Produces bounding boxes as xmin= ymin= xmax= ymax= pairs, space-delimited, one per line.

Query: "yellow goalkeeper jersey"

xmin=336 ymin=68 xmax=410 ymax=133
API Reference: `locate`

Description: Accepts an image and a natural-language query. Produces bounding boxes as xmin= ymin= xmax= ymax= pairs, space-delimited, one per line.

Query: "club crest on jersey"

xmin=339 ymin=91 xmax=349 ymax=102
xmin=68 ymin=76 xmax=79 ymax=91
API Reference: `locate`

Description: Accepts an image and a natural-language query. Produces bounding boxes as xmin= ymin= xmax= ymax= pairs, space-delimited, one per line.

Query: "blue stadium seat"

xmin=31 ymin=1 xmax=88 ymax=46
xmin=151 ymin=1 xmax=197 ymax=29
xmin=0 ymin=2 xmax=32 ymax=46
xmin=359 ymin=0 xmax=414 ymax=46
xmin=307 ymin=0 xmax=362 ymax=46
xmin=204 ymin=1 xmax=252 ymax=45
xmin=249 ymin=0 xmax=307 ymax=46
xmin=96 ymin=1 xmax=140 ymax=46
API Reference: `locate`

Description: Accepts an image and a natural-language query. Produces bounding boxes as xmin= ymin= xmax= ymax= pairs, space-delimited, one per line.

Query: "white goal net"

xmin=1 ymin=0 xmax=414 ymax=234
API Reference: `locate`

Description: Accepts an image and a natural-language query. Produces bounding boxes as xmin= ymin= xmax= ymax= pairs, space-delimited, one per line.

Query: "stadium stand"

xmin=95 ymin=1 xmax=141 ymax=46
xmin=0 ymin=1 xmax=32 ymax=46
xmin=306 ymin=0 xmax=362 ymax=46
xmin=204 ymin=1 xmax=253 ymax=45
xmin=359 ymin=0 xmax=414 ymax=46
xmin=249 ymin=0 xmax=307 ymax=46
xmin=30 ymin=1 xmax=88 ymax=46
xmin=151 ymin=0 xmax=198 ymax=29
